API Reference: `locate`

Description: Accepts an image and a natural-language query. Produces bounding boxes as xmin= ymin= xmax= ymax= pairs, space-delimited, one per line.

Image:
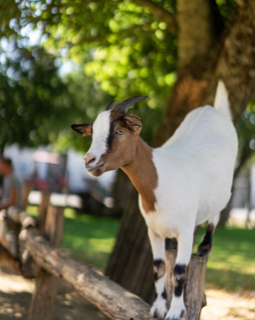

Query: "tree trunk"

xmin=105 ymin=187 xmax=154 ymax=304
xmin=110 ymin=169 xmax=133 ymax=217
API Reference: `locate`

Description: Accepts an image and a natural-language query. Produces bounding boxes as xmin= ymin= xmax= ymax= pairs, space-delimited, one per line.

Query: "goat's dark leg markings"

xmin=196 ymin=223 xmax=214 ymax=257
xmin=161 ymin=287 xmax=167 ymax=299
xmin=153 ymin=258 xmax=167 ymax=301
xmin=173 ymin=264 xmax=186 ymax=297
xmin=154 ymin=259 xmax=166 ymax=281
xmin=166 ymin=232 xmax=193 ymax=320
xmin=165 ymin=263 xmax=187 ymax=320
xmin=148 ymin=229 xmax=167 ymax=318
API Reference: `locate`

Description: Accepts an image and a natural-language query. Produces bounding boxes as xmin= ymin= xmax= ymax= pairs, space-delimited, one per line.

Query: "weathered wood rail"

xmin=0 ymin=184 xmax=207 ymax=320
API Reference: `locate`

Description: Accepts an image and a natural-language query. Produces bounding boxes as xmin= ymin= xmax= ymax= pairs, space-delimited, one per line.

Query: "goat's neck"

xmin=121 ymin=137 xmax=158 ymax=213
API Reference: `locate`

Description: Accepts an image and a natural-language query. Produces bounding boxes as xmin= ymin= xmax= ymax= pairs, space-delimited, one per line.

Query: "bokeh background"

xmin=0 ymin=1 xmax=254 ymax=319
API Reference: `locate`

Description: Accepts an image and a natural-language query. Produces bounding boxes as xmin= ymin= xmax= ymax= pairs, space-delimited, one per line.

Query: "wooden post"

xmin=22 ymin=193 xmax=50 ymax=276
xmin=28 ymin=205 xmax=65 ymax=320
xmin=0 ymin=244 xmax=22 ymax=273
xmin=21 ymin=182 xmax=32 ymax=210
xmin=165 ymin=250 xmax=207 ymax=320
xmin=37 ymin=193 xmax=51 ymax=235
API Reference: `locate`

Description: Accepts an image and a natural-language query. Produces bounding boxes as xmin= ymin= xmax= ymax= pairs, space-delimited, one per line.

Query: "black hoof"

xmin=196 ymin=244 xmax=211 ymax=257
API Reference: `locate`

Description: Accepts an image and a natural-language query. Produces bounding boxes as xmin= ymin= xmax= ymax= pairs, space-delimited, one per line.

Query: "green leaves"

xmin=0 ymin=43 xmax=72 ymax=149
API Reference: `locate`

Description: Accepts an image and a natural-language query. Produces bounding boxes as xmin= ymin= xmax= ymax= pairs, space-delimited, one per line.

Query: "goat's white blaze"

xmin=86 ymin=110 xmax=111 ymax=165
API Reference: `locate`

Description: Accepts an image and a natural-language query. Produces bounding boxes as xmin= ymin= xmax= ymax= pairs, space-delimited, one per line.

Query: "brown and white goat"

xmin=71 ymin=83 xmax=237 ymax=320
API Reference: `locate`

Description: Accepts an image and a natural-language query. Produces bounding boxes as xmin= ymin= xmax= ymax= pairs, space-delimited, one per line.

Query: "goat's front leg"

xmin=166 ymin=232 xmax=193 ymax=320
xmin=148 ymin=228 xmax=167 ymax=318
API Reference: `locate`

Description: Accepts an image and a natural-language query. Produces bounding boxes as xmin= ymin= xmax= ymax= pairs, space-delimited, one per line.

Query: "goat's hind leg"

xmin=196 ymin=213 xmax=220 ymax=257
xmin=148 ymin=229 xmax=167 ymax=318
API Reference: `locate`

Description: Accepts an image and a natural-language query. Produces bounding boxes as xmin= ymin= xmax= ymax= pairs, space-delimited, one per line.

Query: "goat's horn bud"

xmin=116 ymin=96 xmax=148 ymax=113
xmin=103 ymin=101 xmax=117 ymax=111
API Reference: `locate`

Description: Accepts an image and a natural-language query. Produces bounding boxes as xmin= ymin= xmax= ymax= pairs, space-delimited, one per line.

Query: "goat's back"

xmin=163 ymin=106 xmax=236 ymax=151
xmin=152 ymin=106 xmax=238 ymax=228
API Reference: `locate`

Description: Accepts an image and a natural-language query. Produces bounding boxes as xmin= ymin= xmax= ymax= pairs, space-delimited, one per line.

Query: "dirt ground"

xmin=0 ymin=267 xmax=254 ymax=320
xmin=0 ymin=267 xmax=108 ymax=320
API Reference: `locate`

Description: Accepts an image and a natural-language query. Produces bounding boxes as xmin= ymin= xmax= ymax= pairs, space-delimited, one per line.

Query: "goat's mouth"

xmin=85 ymin=163 xmax=105 ymax=176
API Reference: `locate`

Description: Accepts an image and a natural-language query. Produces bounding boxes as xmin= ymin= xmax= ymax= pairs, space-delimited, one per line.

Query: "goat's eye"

xmin=116 ymin=129 xmax=124 ymax=135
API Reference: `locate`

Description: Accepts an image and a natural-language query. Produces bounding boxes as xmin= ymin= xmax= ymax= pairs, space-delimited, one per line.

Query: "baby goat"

xmin=71 ymin=81 xmax=237 ymax=320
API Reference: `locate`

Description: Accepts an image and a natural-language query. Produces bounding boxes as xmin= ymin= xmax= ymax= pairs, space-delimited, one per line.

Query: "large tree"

xmin=1 ymin=0 xmax=255 ymax=303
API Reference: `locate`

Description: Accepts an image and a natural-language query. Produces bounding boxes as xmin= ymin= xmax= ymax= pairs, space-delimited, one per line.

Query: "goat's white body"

xmin=140 ymin=105 xmax=238 ymax=240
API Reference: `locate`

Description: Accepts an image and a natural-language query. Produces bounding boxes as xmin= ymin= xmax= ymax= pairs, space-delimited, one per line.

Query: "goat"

xmin=71 ymin=80 xmax=238 ymax=320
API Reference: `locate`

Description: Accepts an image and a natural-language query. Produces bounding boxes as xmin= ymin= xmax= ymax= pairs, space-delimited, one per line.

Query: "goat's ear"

xmin=71 ymin=123 xmax=92 ymax=136
xmin=123 ymin=116 xmax=142 ymax=131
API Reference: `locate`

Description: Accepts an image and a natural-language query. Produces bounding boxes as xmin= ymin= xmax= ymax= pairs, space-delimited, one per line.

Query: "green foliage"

xmin=0 ymin=0 xmax=253 ymax=156
xmin=0 ymin=39 xmax=115 ymax=152
xmin=0 ymin=0 xmax=178 ymax=145
xmin=215 ymin=0 xmax=238 ymax=21
xmin=0 ymin=42 xmax=73 ymax=150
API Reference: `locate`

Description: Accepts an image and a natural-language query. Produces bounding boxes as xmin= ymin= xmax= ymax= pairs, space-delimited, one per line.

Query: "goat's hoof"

xmin=196 ymin=244 xmax=211 ymax=257
xmin=165 ymin=307 xmax=186 ymax=320
xmin=150 ymin=299 xmax=167 ymax=318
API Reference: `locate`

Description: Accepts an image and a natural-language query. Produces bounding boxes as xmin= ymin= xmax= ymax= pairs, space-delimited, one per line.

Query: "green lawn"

xmin=27 ymin=206 xmax=255 ymax=294
xmin=62 ymin=208 xmax=120 ymax=269
xmin=27 ymin=206 xmax=120 ymax=269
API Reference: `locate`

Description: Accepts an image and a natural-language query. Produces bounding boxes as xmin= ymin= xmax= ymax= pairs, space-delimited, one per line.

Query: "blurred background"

xmin=0 ymin=0 xmax=254 ymax=319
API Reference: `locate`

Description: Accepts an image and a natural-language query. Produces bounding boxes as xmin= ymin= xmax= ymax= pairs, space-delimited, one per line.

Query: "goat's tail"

xmin=214 ymin=80 xmax=232 ymax=120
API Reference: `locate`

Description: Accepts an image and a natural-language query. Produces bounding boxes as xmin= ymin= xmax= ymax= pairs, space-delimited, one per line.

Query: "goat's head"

xmin=71 ymin=96 xmax=147 ymax=177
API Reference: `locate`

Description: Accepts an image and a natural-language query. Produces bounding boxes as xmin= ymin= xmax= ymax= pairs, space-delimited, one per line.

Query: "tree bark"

xmin=134 ymin=0 xmax=177 ymax=33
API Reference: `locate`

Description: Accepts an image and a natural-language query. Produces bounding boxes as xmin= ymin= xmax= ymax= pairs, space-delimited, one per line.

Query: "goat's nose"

xmin=84 ymin=154 xmax=96 ymax=165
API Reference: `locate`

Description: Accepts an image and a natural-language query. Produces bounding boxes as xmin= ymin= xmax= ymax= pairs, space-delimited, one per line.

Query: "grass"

xmin=27 ymin=206 xmax=255 ymax=294
xmin=62 ymin=208 xmax=120 ymax=269
xmin=26 ymin=206 xmax=120 ymax=269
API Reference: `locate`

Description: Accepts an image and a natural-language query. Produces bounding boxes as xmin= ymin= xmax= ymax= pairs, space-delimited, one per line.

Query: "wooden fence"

xmin=0 ymin=183 xmax=207 ymax=320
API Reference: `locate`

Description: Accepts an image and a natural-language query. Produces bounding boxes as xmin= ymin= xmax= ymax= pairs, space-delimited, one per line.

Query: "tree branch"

xmin=133 ymin=0 xmax=177 ymax=34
